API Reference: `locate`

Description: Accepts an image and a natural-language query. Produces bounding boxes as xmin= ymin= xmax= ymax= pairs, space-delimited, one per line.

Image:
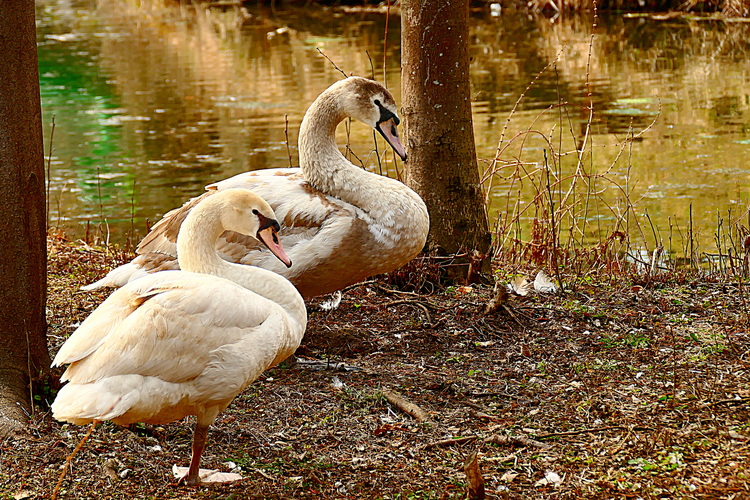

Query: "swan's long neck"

xmin=177 ymin=208 xmax=307 ymax=329
xmin=176 ymin=207 xmax=227 ymax=275
xmin=298 ymin=90 xmax=385 ymax=211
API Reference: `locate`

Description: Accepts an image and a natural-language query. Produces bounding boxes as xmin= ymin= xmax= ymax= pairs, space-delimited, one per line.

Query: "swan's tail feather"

xmin=52 ymin=375 xmax=192 ymax=427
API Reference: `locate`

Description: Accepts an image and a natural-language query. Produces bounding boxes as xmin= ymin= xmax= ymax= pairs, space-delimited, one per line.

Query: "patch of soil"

xmin=2 ymin=236 xmax=750 ymax=499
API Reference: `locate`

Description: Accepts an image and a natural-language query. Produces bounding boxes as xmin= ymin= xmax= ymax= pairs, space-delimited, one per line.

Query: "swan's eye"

xmin=252 ymin=209 xmax=259 ymax=215
xmin=374 ymin=99 xmax=381 ymax=106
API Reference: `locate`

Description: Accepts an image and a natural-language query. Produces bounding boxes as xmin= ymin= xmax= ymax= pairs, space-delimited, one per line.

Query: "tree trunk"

xmin=0 ymin=0 xmax=50 ymax=436
xmin=401 ymin=0 xmax=491 ymax=281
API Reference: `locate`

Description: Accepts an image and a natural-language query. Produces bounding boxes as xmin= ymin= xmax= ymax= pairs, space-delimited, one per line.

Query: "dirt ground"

xmin=2 ymin=234 xmax=750 ymax=499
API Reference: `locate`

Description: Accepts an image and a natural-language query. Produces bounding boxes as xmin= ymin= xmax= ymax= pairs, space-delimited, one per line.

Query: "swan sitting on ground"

xmin=83 ymin=76 xmax=429 ymax=298
xmin=52 ymin=188 xmax=307 ymax=486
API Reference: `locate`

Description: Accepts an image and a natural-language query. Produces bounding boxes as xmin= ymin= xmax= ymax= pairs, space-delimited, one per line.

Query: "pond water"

xmin=37 ymin=0 xmax=750 ymax=262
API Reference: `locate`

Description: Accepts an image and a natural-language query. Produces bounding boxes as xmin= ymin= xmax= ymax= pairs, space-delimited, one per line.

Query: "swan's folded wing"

xmin=137 ymin=168 xmax=350 ymax=263
xmin=53 ymin=276 xmax=166 ymax=367
xmin=59 ymin=273 xmax=277 ymax=385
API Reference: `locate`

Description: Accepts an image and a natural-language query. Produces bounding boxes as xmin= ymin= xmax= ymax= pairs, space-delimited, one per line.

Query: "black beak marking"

xmin=256 ymin=212 xmax=280 ymax=232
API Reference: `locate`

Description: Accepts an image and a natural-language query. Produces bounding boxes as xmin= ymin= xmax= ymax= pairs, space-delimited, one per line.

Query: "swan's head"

xmin=217 ymin=189 xmax=292 ymax=268
xmin=335 ymin=76 xmax=408 ymax=162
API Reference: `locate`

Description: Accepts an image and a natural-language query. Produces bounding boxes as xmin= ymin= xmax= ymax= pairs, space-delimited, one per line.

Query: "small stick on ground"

xmin=381 ymin=300 xmax=433 ymax=326
xmin=472 ymin=410 xmax=505 ymax=423
xmin=536 ymin=425 xmax=652 ymax=439
xmin=710 ymin=397 xmax=749 ymax=407
xmin=421 ymin=433 xmax=551 ymax=451
xmin=421 ymin=436 xmax=478 ymax=450
xmin=382 ymin=389 xmax=429 ymax=422
xmin=52 ymin=421 xmax=99 ymax=500
xmin=484 ymin=434 xmax=552 ymax=450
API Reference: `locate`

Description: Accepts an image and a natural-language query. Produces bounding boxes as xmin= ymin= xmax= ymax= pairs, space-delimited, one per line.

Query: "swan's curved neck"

xmin=177 ymin=209 xmax=306 ymax=327
xmin=176 ymin=208 xmax=226 ymax=275
xmin=298 ymin=90 xmax=384 ymax=209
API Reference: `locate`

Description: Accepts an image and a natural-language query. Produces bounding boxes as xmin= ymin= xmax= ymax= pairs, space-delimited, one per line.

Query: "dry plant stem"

xmin=316 ymin=48 xmax=347 ymax=78
xmin=422 ymin=433 xmax=550 ymax=451
xmin=421 ymin=436 xmax=477 ymax=450
xmin=382 ymin=389 xmax=429 ymax=422
xmin=46 ymin=115 xmax=56 ymax=227
xmin=536 ymin=425 xmax=651 ymax=439
xmin=484 ymin=434 xmax=551 ymax=449
xmin=689 ymin=204 xmax=696 ymax=268
xmin=52 ymin=421 xmax=98 ymax=500
xmin=372 ymin=130 xmax=383 ymax=175
xmin=25 ymin=326 xmax=33 ymax=417
xmin=381 ymin=299 xmax=432 ymax=325
xmin=483 ymin=50 xmax=565 ymax=206
xmin=576 ymin=17 xmax=598 ymax=249
xmin=497 ymin=119 xmax=655 ymax=272
xmin=383 ymin=0 xmax=390 ymax=87
xmin=284 ymin=114 xmax=293 ymax=168
xmin=366 ymin=50 xmax=375 ymax=79
xmin=543 ymin=150 xmax=564 ymax=291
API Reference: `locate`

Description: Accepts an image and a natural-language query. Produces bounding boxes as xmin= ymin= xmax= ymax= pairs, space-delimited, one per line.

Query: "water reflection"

xmin=37 ymin=0 xmax=750 ymax=261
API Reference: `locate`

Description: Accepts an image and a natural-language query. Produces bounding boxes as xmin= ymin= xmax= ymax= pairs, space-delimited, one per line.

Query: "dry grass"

xmin=520 ymin=0 xmax=749 ymax=15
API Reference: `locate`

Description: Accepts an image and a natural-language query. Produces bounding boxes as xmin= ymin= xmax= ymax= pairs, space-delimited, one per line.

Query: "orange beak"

xmin=257 ymin=226 xmax=292 ymax=268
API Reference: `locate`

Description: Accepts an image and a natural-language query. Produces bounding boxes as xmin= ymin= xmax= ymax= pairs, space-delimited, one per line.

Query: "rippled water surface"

xmin=38 ymin=1 xmax=750 ymax=259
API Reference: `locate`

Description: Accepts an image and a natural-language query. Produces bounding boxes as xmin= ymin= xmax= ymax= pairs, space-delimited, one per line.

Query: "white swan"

xmin=51 ymin=188 xmax=307 ymax=486
xmin=83 ymin=76 xmax=429 ymax=298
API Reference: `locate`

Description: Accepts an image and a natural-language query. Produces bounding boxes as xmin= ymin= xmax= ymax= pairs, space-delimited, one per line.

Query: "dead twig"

xmin=472 ymin=410 xmax=505 ymax=423
xmin=536 ymin=425 xmax=652 ymax=439
xmin=373 ymin=284 xmax=422 ymax=297
xmin=381 ymin=298 xmax=436 ymax=310
xmin=253 ymin=468 xmax=276 ymax=482
xmin=421 ymin=433 xmax=551 ymax=451
xmin=52 ymin=421 xmax=98 ymax=500
xmin=482 ymin=285 xmax=531 ymax=328
xmin=381 ymin=299 xmax=433 ymax=325
xmin=284 ymin=114 xmax=293 ymax=168
xmin=484 ymin=434 xmax=552 ymax=450
xmin=608 ymin=426 xmax=634 ymax=456
xmin=421 ymin=436 xmax=478 ymax=450
xmin=295 ymin=358 xmax=361 ymax=372
xmin=316 ymin=48 xmax=347 ymax=77
xmin=710 ymin=397 xmax=749 ymax=407
xmin=382 ymin=389 xmax=429 ymax=422
xmin=468 ymin=391 xmax=519 ymax=399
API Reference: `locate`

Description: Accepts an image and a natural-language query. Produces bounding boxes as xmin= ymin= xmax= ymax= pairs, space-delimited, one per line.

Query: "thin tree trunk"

xmin=0 ymin=0 xmax=50 ymax=436
xmin=401 ymin=0 xmax=491 ymax=279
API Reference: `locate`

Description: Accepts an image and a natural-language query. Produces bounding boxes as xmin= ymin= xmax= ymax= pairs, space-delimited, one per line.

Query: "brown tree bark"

xmin=401 ymin=0 xmax=491 ymax=280
xmin=0 ymin=0 xmax=50 ymax=436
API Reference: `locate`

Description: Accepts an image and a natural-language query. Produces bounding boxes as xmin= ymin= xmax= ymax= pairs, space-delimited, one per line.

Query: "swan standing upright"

xmin=83 ymin=77 xmax=430 ymax=298
xmin=51 ymin=188 xmax=307 ymax=486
